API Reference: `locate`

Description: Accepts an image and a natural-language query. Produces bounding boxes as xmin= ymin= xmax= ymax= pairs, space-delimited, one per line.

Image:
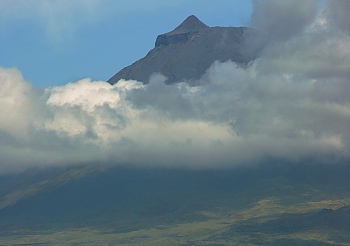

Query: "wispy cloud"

xmin=0 ymin=0 xmax=189 ymax=45
xmin=250 ymin=0 xmax=318 ymax=40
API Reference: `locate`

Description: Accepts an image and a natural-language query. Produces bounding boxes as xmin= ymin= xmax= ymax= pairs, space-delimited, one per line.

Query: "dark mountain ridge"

xmin=108 ymin=15 xmax=266 ymax=85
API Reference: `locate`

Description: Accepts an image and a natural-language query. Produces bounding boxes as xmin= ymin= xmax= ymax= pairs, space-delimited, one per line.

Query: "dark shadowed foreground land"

xmin=0 ymin=162 xmax=349 ymax=245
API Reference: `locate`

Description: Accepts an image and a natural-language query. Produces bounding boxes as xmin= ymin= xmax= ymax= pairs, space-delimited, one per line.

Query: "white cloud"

xmin=0 ymin=54 xmax=349 ymax=173
xmin=0 ymin=68 xmax=37 ymax=139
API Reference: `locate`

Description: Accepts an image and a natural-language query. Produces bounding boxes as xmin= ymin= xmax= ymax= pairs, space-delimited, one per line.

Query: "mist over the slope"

xmin=0 ymin=0 xmax=349 ymax=173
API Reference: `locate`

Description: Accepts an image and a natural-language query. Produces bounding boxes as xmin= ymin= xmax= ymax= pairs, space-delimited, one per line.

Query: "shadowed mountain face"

xmin=108 ymin=15 xmax=266 ymax=85
xmin=0 ymin=163 xmax=350 ymax=244
xmin=1 ymin=163 xmax=350 ymax=227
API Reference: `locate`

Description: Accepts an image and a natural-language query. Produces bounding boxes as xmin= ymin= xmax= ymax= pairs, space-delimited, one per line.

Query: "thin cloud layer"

xmin=0 ymin=1 xmax=349 ymax=173
xmin=250 ymin=0 xmax=318 ymax=40
xmin=327 ymin=0 xmax=350 ymax=33
xmin=0 ymin=0 xmax=189 ymax=45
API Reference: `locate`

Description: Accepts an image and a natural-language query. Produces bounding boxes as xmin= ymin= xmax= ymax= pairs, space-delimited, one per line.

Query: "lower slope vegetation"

xmin=0 ymin=162 xmax=349 ymax=245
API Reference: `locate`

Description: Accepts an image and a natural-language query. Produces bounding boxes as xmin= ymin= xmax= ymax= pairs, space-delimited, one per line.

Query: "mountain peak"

xmin=108 ymin=16 xmax=267 ymax=85
xmin=154 ymin=15 xmax=209 ymax=47
xmin=169 ymin=15 xmax=209 ymax=35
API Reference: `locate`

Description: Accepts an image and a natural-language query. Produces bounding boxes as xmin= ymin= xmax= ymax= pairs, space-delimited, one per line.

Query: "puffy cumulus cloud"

xmin=0 ymin=69 xmax=238 ymax=173
xmin=1 ymin=0 xmax=350 ymax=173
xmin=44 ymin=78 xmax=138 ymax=142
xmin=0 ymin=68 xmax=39 ymax=139
xmin=0 ymin=56 xmax=349 ymax=173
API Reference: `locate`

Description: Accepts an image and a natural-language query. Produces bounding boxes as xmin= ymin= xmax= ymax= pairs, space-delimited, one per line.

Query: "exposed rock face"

xmin=108 ymin=15 xmax=266 ymax=85
xmin=155 ymin=15 xmax=209 ymax=47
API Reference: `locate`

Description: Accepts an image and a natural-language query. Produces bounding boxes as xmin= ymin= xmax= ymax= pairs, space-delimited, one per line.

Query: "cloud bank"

xmin=0 ymin=0 xmax=349 ymax=173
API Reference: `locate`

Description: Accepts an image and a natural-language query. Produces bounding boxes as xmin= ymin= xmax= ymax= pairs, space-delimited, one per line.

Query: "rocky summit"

xmin=108 ymin=15 xmax=266 ymax=85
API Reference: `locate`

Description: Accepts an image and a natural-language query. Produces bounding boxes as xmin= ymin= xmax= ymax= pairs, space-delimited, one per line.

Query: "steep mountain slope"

xmin=108 ymin=15 xmax=266 ymax=85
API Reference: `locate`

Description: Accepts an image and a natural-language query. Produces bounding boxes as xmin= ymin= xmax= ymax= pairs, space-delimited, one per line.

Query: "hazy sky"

xmin=0 ymin=0 xmax=349 ymax=173
xmin=0 ymin=0 xmax=252 ymax=87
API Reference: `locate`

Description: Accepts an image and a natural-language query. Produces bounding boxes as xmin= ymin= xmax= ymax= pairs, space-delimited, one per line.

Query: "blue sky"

xmin=0 ymin=0 xmax=252 ymax=87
